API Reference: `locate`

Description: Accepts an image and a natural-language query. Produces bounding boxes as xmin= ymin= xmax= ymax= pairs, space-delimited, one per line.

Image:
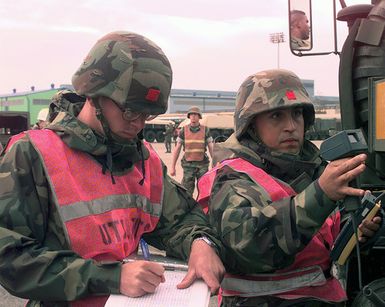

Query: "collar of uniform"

xmin=188 ymin=124 xmax=201 ymax=132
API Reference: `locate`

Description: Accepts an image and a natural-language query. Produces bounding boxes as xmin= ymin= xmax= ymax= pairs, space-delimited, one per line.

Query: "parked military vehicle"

xmin=305 ymin=117 xmax=341 ymax=140
xmin=157 ymin=113 xmax=186 ymax=126
xmin=178 ymin=112 xmax=234 ymax=142
xmin=289 ymin=0 xmax=385 ymax=305
xmin=143 ymin=118 xmax=175 ymax=143
xmin=306 ymin=109 xmax=342 ymax=140
xmin=141 ymin=113 xmax=191 ymax=143
xmin=0 ymin=111 xmax=30 ymax=147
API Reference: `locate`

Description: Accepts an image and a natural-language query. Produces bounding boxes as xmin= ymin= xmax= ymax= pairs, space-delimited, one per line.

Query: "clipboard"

xmin=106 ymin=254 xmax=210 ymax=307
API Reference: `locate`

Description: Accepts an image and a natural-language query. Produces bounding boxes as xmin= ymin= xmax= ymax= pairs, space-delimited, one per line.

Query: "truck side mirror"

xmin=289 ymin=0 xmax=313 ymax=51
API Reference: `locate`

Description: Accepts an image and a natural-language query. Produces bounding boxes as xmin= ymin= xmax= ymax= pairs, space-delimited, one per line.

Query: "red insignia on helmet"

xmin=145 ymin=88 xmax=161 ymax=102
xmin=286 ymin=90 xmax=296 ymax=100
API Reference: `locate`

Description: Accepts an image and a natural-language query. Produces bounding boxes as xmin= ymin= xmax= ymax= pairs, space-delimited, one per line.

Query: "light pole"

xmin=269 ymin=32 xmax=285 ymax=69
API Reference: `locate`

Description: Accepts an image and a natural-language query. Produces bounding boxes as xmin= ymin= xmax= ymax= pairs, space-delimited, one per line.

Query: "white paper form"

xmin=105 ymin=270 xmax=210 ymax=307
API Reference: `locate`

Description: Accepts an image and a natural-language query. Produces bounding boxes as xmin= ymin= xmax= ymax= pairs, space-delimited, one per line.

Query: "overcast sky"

xmin=0 ymin=0 xmax=369 ymax=96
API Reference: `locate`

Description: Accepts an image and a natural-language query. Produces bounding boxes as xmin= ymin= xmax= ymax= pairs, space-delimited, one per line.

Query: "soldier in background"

xmin=0 ymin=31 xmax=224 ymax=306
xmin=290 ymin=10 xmax=310 ymax=49
xmin=32 ymin=107 xmax=49 ymax=129
xmin=173 ymin=124 xmax=180 ymax=146
xmin=197 ymin=69 xmax=382 ymax=306
xmin=164 ymin=122 xmax=174 ymax=153
xmin=170 ymin=106 xmax=214 ymax=195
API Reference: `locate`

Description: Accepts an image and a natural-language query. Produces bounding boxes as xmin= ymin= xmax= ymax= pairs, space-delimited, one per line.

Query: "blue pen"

xmin=140 ymin=238 xmax=150 ymax=260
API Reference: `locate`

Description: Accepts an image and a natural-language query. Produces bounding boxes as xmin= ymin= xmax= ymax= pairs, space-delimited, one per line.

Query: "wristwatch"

xmin=193 ymin=236 xmax=216 ymax=248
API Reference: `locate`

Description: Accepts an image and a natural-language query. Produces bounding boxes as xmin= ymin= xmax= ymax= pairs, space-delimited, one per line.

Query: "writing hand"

xmin=120 ymin=261 xmax=165 ymax=297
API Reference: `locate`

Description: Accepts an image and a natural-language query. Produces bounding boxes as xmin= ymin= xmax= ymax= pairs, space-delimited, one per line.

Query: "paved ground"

xmin=154 ymin=140 xmax=184 ymax=182
xmin=0 ymin=141 xmax=216 ymax=306
xmin=151 ymin=141 xmax=209 ymax=198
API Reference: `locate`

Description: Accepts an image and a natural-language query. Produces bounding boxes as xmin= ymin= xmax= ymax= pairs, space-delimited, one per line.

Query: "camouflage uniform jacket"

xmin=0 ymin=91 xmax=223 ymax=305
xmin=206 ymin=133 xmax=338 ymax=274
xmin=164 ymin=125 xmax=174 ymax=141
xmin=290 ymin=36 xmax=310 ymax=49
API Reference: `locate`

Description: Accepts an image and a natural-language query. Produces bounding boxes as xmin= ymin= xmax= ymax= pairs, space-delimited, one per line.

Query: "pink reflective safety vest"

xmin=197 ymin=158 xmax=347 ymax=303
xmin=4 ymin=131 xmax=27 ymax=152
xmin=27 ymin=130 xmax=164 ymax=307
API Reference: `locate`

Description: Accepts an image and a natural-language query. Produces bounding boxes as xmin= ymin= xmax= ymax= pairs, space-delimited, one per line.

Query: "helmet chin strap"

xmin=243 ymin=126 xmax=321 ymax=184
xmin=93 ymin=98 xmax=116 ymax=184
xmin=92 ymin=98 xmax=146 ymax=185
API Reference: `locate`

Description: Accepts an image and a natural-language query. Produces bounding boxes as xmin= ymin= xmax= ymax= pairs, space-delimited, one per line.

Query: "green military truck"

xmin=0 ymin=111 xmax=30 ymax=148
xmin=289 ymin=0 xmax=385 ymax=305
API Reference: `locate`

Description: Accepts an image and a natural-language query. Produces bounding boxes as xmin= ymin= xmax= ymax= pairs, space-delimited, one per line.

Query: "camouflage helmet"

xmin=72 ymin=31 xmax=172 ymax=115
xmin=234 ymin=69 xmax=315 ymax=139
xmin=187 ymin=106 xmax=202 ymax=119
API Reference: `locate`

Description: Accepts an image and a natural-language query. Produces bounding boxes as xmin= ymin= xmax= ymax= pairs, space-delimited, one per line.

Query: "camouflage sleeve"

xmin=0 ymin=138 xmax=121 ymax=301
xmin=209 ymin=165 xmax=336 ymax=273
xmin=143 ymin=164 xmax=224 ymax=260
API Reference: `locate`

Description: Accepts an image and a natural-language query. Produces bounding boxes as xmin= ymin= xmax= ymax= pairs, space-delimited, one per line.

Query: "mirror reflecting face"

xmin=289 ymin=0 xmax=312 ymax=51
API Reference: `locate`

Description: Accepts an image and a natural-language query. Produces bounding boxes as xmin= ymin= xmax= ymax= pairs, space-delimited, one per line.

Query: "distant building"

xmin=0 ymin=80 xmax=339 ymax=122
xmin=168 ymin=89 xmax=236 ymax=113
xmin=302 ymin=79 xmax=314 ymax=97
xmin=0 ymin=85 xmax=72 ymax=125
xmin=313 ymin=95 xmax=340 ymax=110
xmin=168 ymin=79 xmax=322 ymax=114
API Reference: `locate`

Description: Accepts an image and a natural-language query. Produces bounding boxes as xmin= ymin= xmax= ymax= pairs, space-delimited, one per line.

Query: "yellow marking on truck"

xmin=375 ymin=81 xmax=385 ymax=139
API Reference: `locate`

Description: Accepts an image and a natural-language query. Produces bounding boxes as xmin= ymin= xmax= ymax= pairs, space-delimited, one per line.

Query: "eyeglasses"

xmin=121 ymin=108 xmax=157 ymax=122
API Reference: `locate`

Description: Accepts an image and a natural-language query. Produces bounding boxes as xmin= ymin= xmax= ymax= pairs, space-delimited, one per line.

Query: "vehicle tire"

xmin=156 ymin=131 xmax=165 ymax=143
xmin=144 ymin=130 xmax=156 ymax=142
xmin=214 ymin=135 xmax=227 ymax=143
xmin=351 ymin=278 xmax=385 ymax=307
xmin=210 ymin=130 xmax=220 ymax=140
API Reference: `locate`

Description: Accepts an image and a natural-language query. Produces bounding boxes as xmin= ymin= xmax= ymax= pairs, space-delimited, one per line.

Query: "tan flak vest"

xmin=184 ymin=125 xmax=206 ymax=161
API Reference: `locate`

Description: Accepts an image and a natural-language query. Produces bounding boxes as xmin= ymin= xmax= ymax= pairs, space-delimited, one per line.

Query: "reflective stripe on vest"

xmin=27 ymin=130 xmax=164 ymax=307
xmin=184 ymin=125 xmax=205 ymax=161
xmin=221 ymin=265 xmax=326 ymax=297
xmin=197 ymin=158 xmax=294 ymax=211
xmin=197 ymin=157 xmax=346 ymax=303
xmin=5 ymin=131 xmax=28 ymax=152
